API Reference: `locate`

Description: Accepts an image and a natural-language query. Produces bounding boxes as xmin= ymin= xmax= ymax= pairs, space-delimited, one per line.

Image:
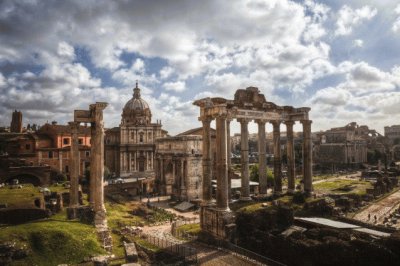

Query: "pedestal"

xmin=200 ymin=205 xmax=236 ymax=241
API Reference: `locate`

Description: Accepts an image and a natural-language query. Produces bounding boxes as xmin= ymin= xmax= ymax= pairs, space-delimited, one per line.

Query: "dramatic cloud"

xmin=0 ymin=0 xmax=400 ymax=134
xmin=335 ymin=5 xmax=377 ymax=36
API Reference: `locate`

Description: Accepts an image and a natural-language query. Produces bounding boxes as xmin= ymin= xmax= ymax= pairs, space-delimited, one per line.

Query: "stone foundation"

xmin=200 ymin=206 xmax=236 ymax=241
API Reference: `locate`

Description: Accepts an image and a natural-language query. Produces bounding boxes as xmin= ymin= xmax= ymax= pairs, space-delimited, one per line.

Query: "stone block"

xmin=123 ymin=242 xmax=138 ymax=263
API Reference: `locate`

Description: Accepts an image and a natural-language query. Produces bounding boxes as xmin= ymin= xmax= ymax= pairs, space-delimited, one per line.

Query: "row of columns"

xmin=201 ymin=114 xmax=313 ymax=209
xmin=120 ymin=151 xmax=154 ymax=172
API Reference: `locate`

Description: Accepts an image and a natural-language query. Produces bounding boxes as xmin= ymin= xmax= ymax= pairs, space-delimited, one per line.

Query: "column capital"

xmin=199 ymin=115 xmax=213 ymax=123
xmin=284 ymin=120 xmax=295 ymax=126
xmin=68 ymin=121 xmax=80 ymax=130
xmin=271 ymin=120 xmax=281 ymax=129
xmin=300 ymin=119 xmax=312 ymax=125
xmin=255 ymin=119 xmax=268 ymax=125
xmin=237 ymin=118 xmax=251 ymax=124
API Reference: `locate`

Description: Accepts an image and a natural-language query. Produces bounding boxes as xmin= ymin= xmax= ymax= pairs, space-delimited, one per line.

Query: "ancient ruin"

xmin=194 ymin=87 xmax=313 ymax=239
xmin=69 ymin=102 xmax=108 ymax=227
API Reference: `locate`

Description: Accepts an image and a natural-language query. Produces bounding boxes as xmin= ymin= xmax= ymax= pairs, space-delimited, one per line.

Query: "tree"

xmin=250 ymin=163 xmax=274 ymax=186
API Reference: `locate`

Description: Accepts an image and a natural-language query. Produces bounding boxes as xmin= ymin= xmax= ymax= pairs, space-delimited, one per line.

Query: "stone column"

xmin=226 ymin=118 xmax=232 ymax=201
xmin=201 ymin=116 xmax=213 ymax=204
xmin=216 ymin=114 xmax=229 ymax=210
xmin=257 ymin=119 xmax=267 ymax=196
xmin=160 ymin=157 xmax=164 ymax=194
xmin=128 ymin=152 xmax=131 ymax=172
xmin=272 ymin=121 xmax=282 ymax=195
xmin=89 ymin=122 xmax=96 ymax=208
xmin=180 ymin=158 xmax=186 ymax=200
xmin=69 ymin=121 xmax=80 ymax=207
xmin=239 ymin=118 xmax=251 ymax=201
xmin=90 ymin=103 xmax=108 ymax=222
xmin=285 ymin=121 xmax=295 ymax=194
xmin=301 ymin=120 xmax=313 ymax=195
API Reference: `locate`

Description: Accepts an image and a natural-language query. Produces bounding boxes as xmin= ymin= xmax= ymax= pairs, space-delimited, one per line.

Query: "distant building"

xmin=0 ymin=118 xmax=92 ymax=183
xmin=384 ymin=125 xmax=400 ymax=143
xmin=104 ymin=82 xmax=168 ymax=195
xmin=10 ymin=110 xmax=22 ymax=133
xmin=314 ymin=122 xmax=381 ymax=170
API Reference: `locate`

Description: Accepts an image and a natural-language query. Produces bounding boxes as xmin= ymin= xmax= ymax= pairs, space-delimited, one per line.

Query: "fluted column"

xmin=285 ymin=121 xmax=295 ymax=194
xmin=239 ymin=118 xmax=251 ymax=201
xmin=302 ymin=120 xmax=313 ymax=195
xmin=201 ymin=116 xmax=213 ymax=203
xmin=69 ymin=121 xmax=80 ymax=207
xmin=272 ymin=121 xmax=282 ymax=195
xmin=226 ymin=118 xmax=232 ymax=201
xmin=216 ymin=114 xmax=229 ymax=210
xmin=257 ymin=119 xmax=267 ymax=196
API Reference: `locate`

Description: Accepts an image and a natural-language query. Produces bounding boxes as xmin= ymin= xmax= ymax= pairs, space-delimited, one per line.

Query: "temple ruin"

xmin=194 ymin=87 xmax=313 ymax=240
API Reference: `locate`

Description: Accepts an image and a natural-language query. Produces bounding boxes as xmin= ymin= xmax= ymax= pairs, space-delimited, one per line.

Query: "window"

xmin=78 ymin=138 xmax=83 ymax=145
xmin=25 ymin=144 xmax=31 ymax=150
xmin=63 ymin=138 xmax=70 ymax=145
xmin=48 ymin=151 xmax=53 ymax=158
xmin=65 ymin=165 xmax=69 ymax=173
xmin=85 ymin=151 xmax=90 ymax=157
xmin=140 ymin=134 xmax=143 ymax=143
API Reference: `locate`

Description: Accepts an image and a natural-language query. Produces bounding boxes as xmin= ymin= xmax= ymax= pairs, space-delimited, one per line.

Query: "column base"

xmin=94 ymin=209 xmax=108 ymax=227
xmin=239 ymin=196 xmax=252 ymax=202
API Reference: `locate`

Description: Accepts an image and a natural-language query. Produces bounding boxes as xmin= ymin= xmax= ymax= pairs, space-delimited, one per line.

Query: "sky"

xmin=1 ymin=0 xmax=400 ymax=135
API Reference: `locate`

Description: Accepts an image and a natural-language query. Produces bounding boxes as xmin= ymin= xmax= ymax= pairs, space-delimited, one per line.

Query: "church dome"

xmin=121 ymin=82 xmax=152 ymax=126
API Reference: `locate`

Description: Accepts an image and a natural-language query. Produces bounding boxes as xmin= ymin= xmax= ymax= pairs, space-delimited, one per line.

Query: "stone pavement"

xmin=353 ymin=188 xmax=400 ymax=228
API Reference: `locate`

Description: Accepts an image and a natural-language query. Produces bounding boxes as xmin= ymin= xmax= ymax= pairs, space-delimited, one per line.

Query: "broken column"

xmin=90 ymin=102 xmax=108 ymax=226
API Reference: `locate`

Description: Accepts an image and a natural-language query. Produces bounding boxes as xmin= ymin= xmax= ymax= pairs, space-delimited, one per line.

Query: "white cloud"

xmin=335 ymin=5 xmax=377 ymax=36
xmin=164 ymin=81 xmax=186 ymax=92
xmin=353 ymin=39 xmax=364 ymax=47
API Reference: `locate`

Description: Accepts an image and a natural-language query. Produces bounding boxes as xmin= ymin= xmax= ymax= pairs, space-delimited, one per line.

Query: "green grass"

xmin=0 ymin=184 xmax=42 ymax=208
xmin=177 ymin=223 xmax=201 ymax=236
xmin=313 ymin=179 xmax=372 ymax=195
xmin=237 ymin=202 xmax=268 ymax=214
xmin=0 ymin=219 xmax=105 ymax=266
xmin=0 ymin=183 xmax=69 ymax=208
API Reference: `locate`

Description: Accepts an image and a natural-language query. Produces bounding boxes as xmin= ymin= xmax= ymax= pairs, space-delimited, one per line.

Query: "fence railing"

xmin=171 ymin=218 xmax=200 ymax=241
xmin=138 ymin=232 xmax=197 ymax=264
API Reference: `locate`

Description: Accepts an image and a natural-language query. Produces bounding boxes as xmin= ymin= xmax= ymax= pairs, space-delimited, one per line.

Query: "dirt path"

xmin=353 ymin=189 xmax=400 ymax=227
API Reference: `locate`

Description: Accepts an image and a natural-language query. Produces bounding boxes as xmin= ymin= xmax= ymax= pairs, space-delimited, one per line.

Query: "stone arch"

xmin=4 ymin=173 xmax=41 ymax=186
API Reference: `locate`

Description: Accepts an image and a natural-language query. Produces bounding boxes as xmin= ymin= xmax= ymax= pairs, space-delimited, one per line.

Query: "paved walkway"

xmin=353 ymin=188 xmax=400 ymax=228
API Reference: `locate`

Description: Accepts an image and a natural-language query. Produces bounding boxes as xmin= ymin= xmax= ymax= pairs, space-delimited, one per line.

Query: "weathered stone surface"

xmin=123 ymin=242 xmax=138 ymax=263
